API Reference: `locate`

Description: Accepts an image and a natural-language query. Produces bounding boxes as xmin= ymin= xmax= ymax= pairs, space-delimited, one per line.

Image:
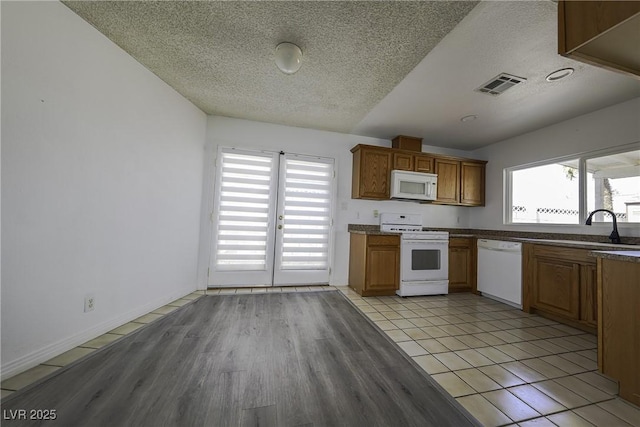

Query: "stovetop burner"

xmin=379 ymin=213 xmax=448 ymax=240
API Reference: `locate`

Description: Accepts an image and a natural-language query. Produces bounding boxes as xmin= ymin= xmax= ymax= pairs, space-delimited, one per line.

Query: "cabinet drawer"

xmin=368 ymin=235 xmax=400 ymax=246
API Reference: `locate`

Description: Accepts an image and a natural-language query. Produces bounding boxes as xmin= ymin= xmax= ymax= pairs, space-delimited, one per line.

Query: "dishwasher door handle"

xmin=479 ymin=247 xmax=520 ymax=253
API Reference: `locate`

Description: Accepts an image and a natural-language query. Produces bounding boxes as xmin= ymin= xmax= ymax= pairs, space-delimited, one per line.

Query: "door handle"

xmin=278 ymin=225 xmax=283 ymax=230
xmin=279 ymin=215 xmax=284 ymax=220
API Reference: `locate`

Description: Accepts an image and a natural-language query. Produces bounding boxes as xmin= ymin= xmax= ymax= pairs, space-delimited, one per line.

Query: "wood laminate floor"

xmin=1 ymin=291 xmax=479 ymax=427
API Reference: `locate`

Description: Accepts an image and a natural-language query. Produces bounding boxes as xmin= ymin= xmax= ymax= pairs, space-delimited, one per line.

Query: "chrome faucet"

xmin=585 ymin=209 xmax=621 ymax=244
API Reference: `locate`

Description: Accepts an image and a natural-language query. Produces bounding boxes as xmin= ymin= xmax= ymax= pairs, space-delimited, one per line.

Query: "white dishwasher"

xmin=477 ymin=239 xmax=522 ymax=308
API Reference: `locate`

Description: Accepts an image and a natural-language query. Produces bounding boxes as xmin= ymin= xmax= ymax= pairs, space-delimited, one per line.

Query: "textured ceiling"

xmin=62 ymin=1 xmax=640 ymax=150
xmin=353 ymin=0 xmax=640 ymax=149
xmin=62 ymin=1 xmax=478 ymax=134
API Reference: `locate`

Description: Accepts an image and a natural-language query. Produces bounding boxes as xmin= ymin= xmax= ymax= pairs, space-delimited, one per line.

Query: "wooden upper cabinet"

xmin=392 ymin=152 xmax=414 ymax=171
xmin=434 ymin=158 xmax=486 ymax=206
xmin=460 ymin=161 xmax=486 ymax=206
xmin=558 ymin=0 xmax=640 ymax=79
xmin=414 ymin=154 xmax=434 ymax=173
xmin=351 ymin=144 xmax=485 ymax=206
xmin=351 ymin=145 xmax=391 ymax=200
xmin=434 ymin=158 xmax=461 ymax=204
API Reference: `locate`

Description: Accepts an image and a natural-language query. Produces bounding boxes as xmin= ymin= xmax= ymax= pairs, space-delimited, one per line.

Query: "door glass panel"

xmin=411 ymin=249 xmax=441 ymax=270
xmin=213 ymin=151 xmax=274 ymax=271
xmin=400 ymin=180 xmax=425 ymax=195
xmin=279 ymin=156 xmax=333 ymax=271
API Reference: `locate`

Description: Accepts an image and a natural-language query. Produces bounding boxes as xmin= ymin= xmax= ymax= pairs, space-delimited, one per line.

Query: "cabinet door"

xmin=580 ymin=263 xmax=598 ymax=328
xmin=414 ymin=154 xmax=434 ymax=173
xmin=392 ymin=152 xmax=414 ymax=171
xmin=435 ymin=159 xmax=460 ymax=204
xmin=460 ymin=162 xmax=485 ymax=206
xmin=352 ymin=147 xmax=391 ymax=199
xmin=532 ymin=257 xmax=580 ymax=320
xmin=449 ymin=247 xmax=471 ymax=292
xmin=366 ymin=235 xmax=399 ymax=292
xmin=448 ymin=237 xmax=476 ymax=292
xmin=558 ymin=0 xmax=640 ymax=78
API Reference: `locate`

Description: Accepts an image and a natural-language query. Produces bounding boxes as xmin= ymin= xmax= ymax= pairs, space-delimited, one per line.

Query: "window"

xmin=586 ymin=151 xmax=640 ymax=223
xmin=506 ymin=145 xmax=640 ymax=225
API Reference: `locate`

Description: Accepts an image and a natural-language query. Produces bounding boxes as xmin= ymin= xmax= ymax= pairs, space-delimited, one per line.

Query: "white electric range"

xmin=379 ymin=213 xmax=449 ymax=297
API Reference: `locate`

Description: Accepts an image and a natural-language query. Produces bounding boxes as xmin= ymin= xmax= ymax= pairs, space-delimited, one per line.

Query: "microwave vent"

xmin=476 ymin=73 xmax=526 ymax=96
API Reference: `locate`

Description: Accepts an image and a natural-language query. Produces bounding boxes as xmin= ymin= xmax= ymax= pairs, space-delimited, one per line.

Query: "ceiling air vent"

xmin=476 ymin=73 xmax=526 ymax=96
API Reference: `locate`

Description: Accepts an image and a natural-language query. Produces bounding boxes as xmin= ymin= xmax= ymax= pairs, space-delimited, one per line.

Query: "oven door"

xmin=401 ymin=239 xmax=449 ymax=282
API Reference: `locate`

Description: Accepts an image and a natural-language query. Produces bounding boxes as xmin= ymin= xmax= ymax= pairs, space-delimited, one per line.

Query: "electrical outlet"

xmin=373 ymin=209 xmax=379 ymax=218
xmin=84 ymin=295 xmax=95 ymax=313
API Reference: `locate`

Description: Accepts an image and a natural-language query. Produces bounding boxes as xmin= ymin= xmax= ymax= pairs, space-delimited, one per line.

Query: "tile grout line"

xmin=341 ymin=288 xmax=637 ymax=427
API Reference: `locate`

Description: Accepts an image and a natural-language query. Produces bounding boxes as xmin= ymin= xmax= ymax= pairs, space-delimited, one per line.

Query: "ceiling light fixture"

xmin=546 ymin=67 xmax=574 ymax=82
xmin=460 ymin=115 xmax=477 ymax=122
xmin=275 ymin=42 xmax=303 ymax=75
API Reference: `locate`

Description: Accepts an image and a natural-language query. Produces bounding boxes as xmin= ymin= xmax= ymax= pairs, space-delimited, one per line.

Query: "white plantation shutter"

xmin=213 ymin=150 xmax=276 ymax=272
xmin=278 ymin=156 xmax=334 ymax=271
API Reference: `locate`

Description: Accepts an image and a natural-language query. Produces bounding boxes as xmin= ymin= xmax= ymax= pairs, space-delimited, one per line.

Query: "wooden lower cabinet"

xmin=597 ymin=257 xmax=640 ymax=406
xmin=349 ymin=233 xmax=400 ymax=296
xmin=523 ymin=244 xmax=597 ymax=333
xmin=580 ymin=263 xmax=598 ymax=329
xmin=448 ymin=237 xmax=476 ymax=293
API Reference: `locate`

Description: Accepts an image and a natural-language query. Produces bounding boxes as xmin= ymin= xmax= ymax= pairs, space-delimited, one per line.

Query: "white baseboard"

xmin=1 ymin=286 xmax=197 ymax=379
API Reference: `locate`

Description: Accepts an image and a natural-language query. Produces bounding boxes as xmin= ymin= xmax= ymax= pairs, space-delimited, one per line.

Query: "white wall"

xmin=1 ymin=2 xmax=207 ymax=376
xmin=198 ymin=116 xmax=472 ymax=288
xmin=470 ymin=97 xmax=640 ymax=238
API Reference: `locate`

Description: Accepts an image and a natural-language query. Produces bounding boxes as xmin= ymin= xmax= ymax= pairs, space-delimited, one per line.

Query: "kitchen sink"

xmin=520 ymin=238 xmax=640 ymax=250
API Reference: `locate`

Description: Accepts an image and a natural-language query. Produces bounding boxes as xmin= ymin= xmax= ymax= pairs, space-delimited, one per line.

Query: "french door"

xmin=208 ymin=147 xmax=335 ymax=287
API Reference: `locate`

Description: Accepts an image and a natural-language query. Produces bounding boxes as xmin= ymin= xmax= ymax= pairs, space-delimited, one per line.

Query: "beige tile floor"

xmin=2 ymin=286 xmax=639 ymax=427
xmin=338 ymin=286 xmax=640 ymax=427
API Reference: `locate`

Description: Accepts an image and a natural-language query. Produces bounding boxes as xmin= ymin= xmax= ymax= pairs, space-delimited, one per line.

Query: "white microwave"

xmin=390 ymin=170 xmax=438 ymax=201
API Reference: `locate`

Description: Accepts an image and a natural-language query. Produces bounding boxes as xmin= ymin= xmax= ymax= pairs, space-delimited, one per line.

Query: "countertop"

xmin=347 ymin=224 xmax=640 ymax=254
xmin=589 ymin=251 xmax=640 ymax=263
